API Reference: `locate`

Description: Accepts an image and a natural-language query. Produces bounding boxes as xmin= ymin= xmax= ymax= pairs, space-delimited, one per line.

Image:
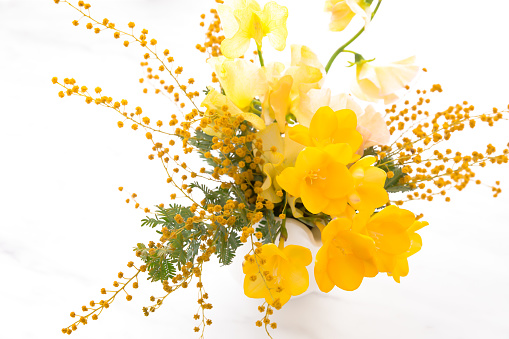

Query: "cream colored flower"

xmin=356 ymin=104 xmax=390 ymax=148
xmin=325 ymin=0 xmax=371 ymax=32
xmin=261 ymin=45 xmax=324 ymax=132
xmin=218 ymin=0 xmax=288 ymax=58
xmin=352 ymin=56 xmax=419 ymax=104
xmin=208 ymin=56 xmax=268 ymax=110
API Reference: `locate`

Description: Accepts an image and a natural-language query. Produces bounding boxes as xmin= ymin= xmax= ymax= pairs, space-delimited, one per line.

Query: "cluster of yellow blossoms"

xmin=53 ymin=0 xmax=508 ymax=337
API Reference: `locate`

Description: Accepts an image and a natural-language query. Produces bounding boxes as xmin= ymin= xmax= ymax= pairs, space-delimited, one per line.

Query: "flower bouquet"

xmin=52 ymin=0 xmax=508 ymax=337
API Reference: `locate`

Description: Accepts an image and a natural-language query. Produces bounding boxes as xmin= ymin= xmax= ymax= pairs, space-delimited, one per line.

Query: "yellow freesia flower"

xmin=243 ymin=242 xmax=312 ymax=307
xmin=348 ymin=155 xmax=388 ymax=214
xmin=288 ymin=106 xmax=363 ymax=155
xmin=201 ymin=88 xmax=265 ymax=136
xmin=362 ymin=205 xmax=428 ymax=282
xmin=276 ymin=146 xmax=356 ymax=215
xmin=299 ymin=89 xmax=390 ymax=148
xmin=208 ymin=56 xmax=268 ymax=110
xmin=352 ymin=56 xmax=419 ymax=104
xmin=325 ymin=0 xmax=371 ymax=32
xmin=218 ymin=0 xmax=288 ymax=59
xmin=314 ymin=217 xmax=377 ymax=292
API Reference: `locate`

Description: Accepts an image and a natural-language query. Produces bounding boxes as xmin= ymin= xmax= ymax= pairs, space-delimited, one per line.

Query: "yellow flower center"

xmin=305 ymin=169 xmax=324 ymax=184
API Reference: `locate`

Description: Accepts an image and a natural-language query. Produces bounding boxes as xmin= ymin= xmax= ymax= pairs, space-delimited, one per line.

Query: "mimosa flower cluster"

xmin=52 ymin=0 xmax=509 ymax=337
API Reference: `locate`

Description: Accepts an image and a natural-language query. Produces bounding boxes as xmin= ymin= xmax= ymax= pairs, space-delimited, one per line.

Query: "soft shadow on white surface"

xmin=1 ymin=0 xmax=509 ymax=338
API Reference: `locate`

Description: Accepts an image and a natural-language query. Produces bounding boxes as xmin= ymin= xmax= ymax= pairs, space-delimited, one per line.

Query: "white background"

xmin=1 ymin=0 xmax=509 ymax=338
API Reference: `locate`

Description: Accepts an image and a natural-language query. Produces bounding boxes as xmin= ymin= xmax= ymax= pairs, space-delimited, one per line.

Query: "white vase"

xmin=227 ymin=218 xmax=323 ymax=297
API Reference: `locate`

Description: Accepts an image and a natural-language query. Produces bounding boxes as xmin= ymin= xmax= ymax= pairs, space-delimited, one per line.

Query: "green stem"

xmin=280 ymin=193 xmax=288 ymax=241
xmin=257 ymin=45 xmax=264 ymax=67
xmin=324 ymin=0 xmax=382 ymax=73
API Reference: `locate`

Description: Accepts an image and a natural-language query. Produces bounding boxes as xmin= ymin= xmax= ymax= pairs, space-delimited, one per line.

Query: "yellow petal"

xmin=291 ymin=45 xmax=324 ymax=70
xmin=260 ymin=243 xmax=285 ymax=260
xmin=352 ymin=183 xmax=389 ymax=213
xmin=261 ymin=2 xmax=288 ymax=51
xmin=283 ymin=126 xmax=306 ymax=166
xmin=217 ymin=3 xmax=239 ymax=38
xmin=309 ymin=106 xmax=338 ymax=143
xmin=363 ymin=167 xmax=387 ymax=187
xmin=276 ymin=167 xmax=305 ymax=198
xmin=327 ymin=253 xmax=364 ymax=291
xmin=295 ymin=147 xmax=330 ymax=173
xmin=334 ymin=108 xmax=357 ymax=129
xmin=408 ymin=220 xmax=428 ymax=233
xmin=314 ymin=244 xmax=335 ymax=292
xmin=370 ymin=205 xmax=415 ymax=232
xmin=333 ymin=129 xmax=363 ymax=153
xmin=208 ymin=57 xmax=268 ymax=109
xmin=322 ymin=161 xmax=354 ymax=199
xmin=300 ymin=181 xmax=329 ymax=214
xmin=326 ymin=1 xmax=355 ymax=32
xmin=374 ymin=250 xmax=396 ymax=273
xmin=350 ymin=155 xmax=376 ymax=171
xmin=322 ymin=197 xmax=348 ymax=216
xmin=322 ymin=217 xmax=351 ymax=243
xmin=269 ymin=75 xmax=293 ymax=132
xmin=288 ymin=124 xmax=313 ymax=146
xmin=339 ymin=231 xmax=376 ymax=260
xmin=283 ymin=263 xmax=310 ymax=296
xmin=285 ymin=65 xmax=323 ymax=94
xmin=377 ymin=232 xmax=411 ymax=255
xmin=407 ymin=233 xmax=422 ymax=256
xmin=323 ymin=143 xmax=355 ymax=165
xmin=364 ymin=258 xmax=378 ymax=278
xmin=242 ymin=258 xmax=259 ymax=275
xmin=220 ymin=31 xmax=252 ymax=59
xmin=283 ymin=245 xmax=312 ymax=266
xmin=244 ymin=272 xmax=273 ymax=299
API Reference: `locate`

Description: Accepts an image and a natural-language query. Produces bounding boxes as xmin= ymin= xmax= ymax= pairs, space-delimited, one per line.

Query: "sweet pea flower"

xmin=262 ymin=45 xmax=324 ymax=132
xmin=352 ymin=56 xmax=419 ymax=104
xmin=207 ymin=56 xmax=268 ymax=110
xmin=243 ymin=242 xmax=312 ymax=307
xmin=218 ymin=0 xmax=288 ymax=58
xmin=356 ymin=104 xmax=391 ymax=148
xmin=325 ymin=0 xmax=371 ymax=32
